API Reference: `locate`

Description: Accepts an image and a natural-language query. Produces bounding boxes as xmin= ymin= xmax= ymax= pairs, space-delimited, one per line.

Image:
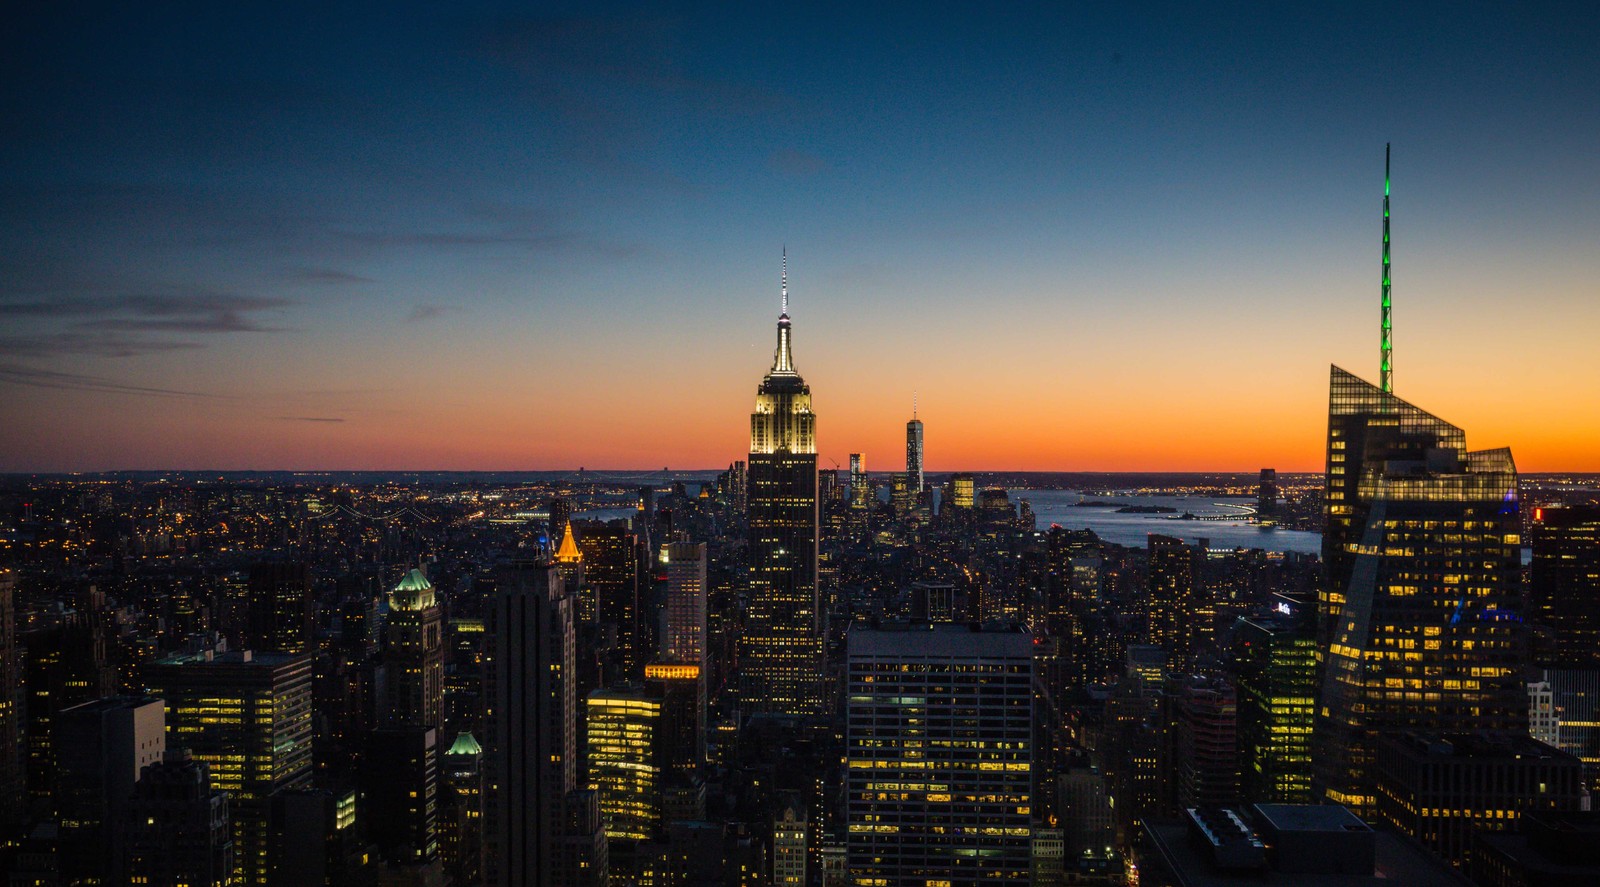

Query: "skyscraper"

xmin=848 ymin=453 xmax=869 ymax=510
xmin=1234 ymin=607 xmax=1317 ymax=804
xmin=1314 ymin=366 xmax=1525 ymax=816
xmin=575 ymin=523 xmax=640 ymax=675
xmin=484 ymin=560 xmax=605 ymax=886
xmin=662 ymin=542 xmax=707 ymax=667
xmin=124 ymin=748 xmax=233 ymax=887
xmin=585 ymin=690 xmax=662 ymax=843
xmin=845 ymin=623 xmax=1034 ymax=885
xmin=383 ymin=567 xmax=445 ymax=730
xmin=1530 ymin=505 xmax=1600 ymax=667
xmin=0 ymin=570 xmax=20 ymax=819
xmin=1147 ymin=534 xmax=1204 ymax=670
xmin=905 ymin=401 xmax=924 ymax=495
xmin=742 ymin=251 xmax=823 ymax=717
xmin=56 ymin=696 xmax=167 ymax=883
xmin=145 ymin=650 xmax=314 ymax=886
xmin=246 ymin=561 xmax=315 ymax=656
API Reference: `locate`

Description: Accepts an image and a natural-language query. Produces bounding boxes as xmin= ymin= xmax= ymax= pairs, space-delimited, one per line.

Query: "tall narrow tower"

xmin=1380 ymin=143 xmax=1393 ymax=394
xmin=905 ymin=396 xmax=924 ymax=494
xmin=742 ymin=249 xmax=823 ymax=716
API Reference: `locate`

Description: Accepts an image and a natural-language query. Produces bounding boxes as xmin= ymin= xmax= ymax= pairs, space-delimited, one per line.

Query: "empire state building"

xmin=740 ymin=253 xmax=823 ymax=717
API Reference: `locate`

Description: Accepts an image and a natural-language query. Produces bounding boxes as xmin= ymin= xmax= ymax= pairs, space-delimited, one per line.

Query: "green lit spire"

xmin=1381 ymin=143 xmax=1393 ymax=393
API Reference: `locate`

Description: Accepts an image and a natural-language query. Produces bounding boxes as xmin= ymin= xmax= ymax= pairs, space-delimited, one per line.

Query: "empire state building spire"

xmin=771 ymin=247 xmax=796 ymax=375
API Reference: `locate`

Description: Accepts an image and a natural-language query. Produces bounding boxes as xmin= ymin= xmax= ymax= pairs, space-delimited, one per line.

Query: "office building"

xmin=848 ymin=453 xmax=869 ymax=510
xmin=440 ymin=731 xmax=484 ymax=887
xmin=384 ymin=567 xmax=445 ymax=729
xmin=586 ymin=690 xmax=662 ymax=843
xmin=1257 ymin=468 xmax=1279 ymax=523
xmin=662 ymin=542 xmax=706 ymax=667
xmin=484 ymin=560 xmax=605 ymax=887
xmin=246 ymin=561 xmax=315 ymax=656
xmin=124 ymin=748 xmax=233 ymax=887
xmin=906 ymin=406 xmax=924 ymax=494
xmin=1173 ymin=676 xmax=1239 ymax=809
xmin=0 ymin=570 xmax=20 ymax=818
xmin=363 ymin=726 xmax=441 ymax=869
xmin=575 ymin=523 xmax=640 ymax=675
xmin=1468 ymin=809 xmax=1600 ymax=887
xmin=56 ymin=696 xmax=166 ymax=884
xmin=742 ymin=253 xmax=824 ymax=717
xmin=773 ymin=803 xmax=807 ymax=887
xmin=1376 ymin=732 xmax=1583 ymax=867
xmin=845 ymin=623 xmax=1034 ymax=885
xmin=1530 ymin=505 xmax=1600 ymax=667
xmin=1316 ymin=366 xmax=1526 ymax=817
xmin=144 ymin=650 xmax=314 ymax=887
xmin=1233 ymin=609 xmax=1316 ymax=804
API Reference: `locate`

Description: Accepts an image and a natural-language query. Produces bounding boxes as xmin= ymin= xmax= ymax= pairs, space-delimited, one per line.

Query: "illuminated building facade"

xmin=742 ymin=254 xmax=823 ymax=717
xmin=663 ymin=542 xmax=707 ymax=667
xmin=575 ymin=523 xmax=640 ymax=674
xmin=383 ymin=567 xmax=445 ymax=729
xmin=773 ymin=803 xmax=807 ymax=887
xmin=947 ymin=473 xmax=975 ymax=509
xmin=1147 ymin=534 xmax=1203 ymax=670
xmin=845 ymin=623 xmax=1034 ymax=885
xmin=1234 ymin=609 xmax=1316 ymax=804
xmin=585 ymin=689 xmax=662 ymax=842
xmin=1530 ymin=505 xmax=1600 ymax=667
xmin=1376 ymin=732 xmax=1583 ymax=867
xmin=848 ymin=453 xmax=869 ymax=509
xmin=906 ymin=408 xmax=924 ymax=494
xmin=1315 ymin=366 xmax=1526 ymax=817
xmin=441 ymin=731 xmax=484 ymax=886
xmin=145 ymin=650 xmax=314 ymax=887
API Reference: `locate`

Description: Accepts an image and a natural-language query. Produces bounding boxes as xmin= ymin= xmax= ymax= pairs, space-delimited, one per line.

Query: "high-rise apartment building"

xmin=845 ymin=623 xmax=1034 ymax=885
xmin=145 ymin=650 xmax=314 ymax=886
xmin=742 ymin=254 xmax=823 ymax=717
xmin=1147 ymin=534 xmax=1204 ymax=670
xmin=1315 ymin=366 xmax=1526 ymax=816
xmin=1172 ymin=676 xmax=1239 ymax=809
xmin=383 ymin=567 xmax=445 ymax=729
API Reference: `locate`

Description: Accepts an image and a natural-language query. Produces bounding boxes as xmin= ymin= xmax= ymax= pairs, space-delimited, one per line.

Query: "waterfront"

xmin=1012 ymin=489 xmax=1324 ymax=555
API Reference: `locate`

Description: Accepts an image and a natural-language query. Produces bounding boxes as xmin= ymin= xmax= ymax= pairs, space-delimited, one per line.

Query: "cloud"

xmin=280 ymin=268 xmax=374 ymax=285
xmin=277 ymin=416 xmax=346 ymax=423
xmin=0 ymin=290 xmax=293 ymax=352
xmin=407 ymin=304 xmax=455 ymax=323
xmin=0 ymin=362 xmax=222 ymax=397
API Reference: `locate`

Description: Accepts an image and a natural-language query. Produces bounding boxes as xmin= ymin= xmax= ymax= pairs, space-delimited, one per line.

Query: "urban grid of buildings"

xmin=0 ymin=152 xmax=1599 ymax=886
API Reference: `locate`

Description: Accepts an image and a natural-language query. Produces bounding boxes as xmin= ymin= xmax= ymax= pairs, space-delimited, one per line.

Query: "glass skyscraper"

xmin=1314 ymin=366 xmax=1526 ymax=816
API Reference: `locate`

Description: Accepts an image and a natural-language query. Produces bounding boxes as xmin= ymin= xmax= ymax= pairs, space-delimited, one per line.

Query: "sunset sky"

xmin=3 ymin=2 xmax=1598 ymax=473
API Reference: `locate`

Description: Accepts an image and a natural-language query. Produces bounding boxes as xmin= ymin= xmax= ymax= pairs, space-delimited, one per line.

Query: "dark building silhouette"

xmin=1531 ymin=505 xmax=1600 ymax=667
xmin=124 ymin=748 xmax=233 ymax=887
xmin=0 ymin=571 xmax=21 ymax=820
xmin=246 ymin=561 xmax=315 ymax=656
xmin=56 ymin=696 xmax=166 ymax=883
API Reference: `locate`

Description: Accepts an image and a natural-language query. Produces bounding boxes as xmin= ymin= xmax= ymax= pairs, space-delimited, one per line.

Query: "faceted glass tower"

xmin=1314 ymin=366 xmax=1525 ymax=815
xmin=741 ymin=255 xmax=823 ymax=716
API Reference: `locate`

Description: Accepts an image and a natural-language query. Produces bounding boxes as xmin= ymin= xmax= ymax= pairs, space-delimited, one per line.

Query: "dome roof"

xmin=390 ymin=567 xmax=436 ymax=611
xmin=446 ymin=731 xmax=483 ymax=757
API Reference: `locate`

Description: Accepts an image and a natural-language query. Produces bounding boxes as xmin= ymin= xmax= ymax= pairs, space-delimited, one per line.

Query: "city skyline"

xmin=4 ymin=3 xmax=1598 ymax=473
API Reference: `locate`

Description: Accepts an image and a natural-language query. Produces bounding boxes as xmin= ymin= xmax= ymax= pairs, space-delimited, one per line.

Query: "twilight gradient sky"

xmin=3 ymin=2 xmax=1598 ymax=472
